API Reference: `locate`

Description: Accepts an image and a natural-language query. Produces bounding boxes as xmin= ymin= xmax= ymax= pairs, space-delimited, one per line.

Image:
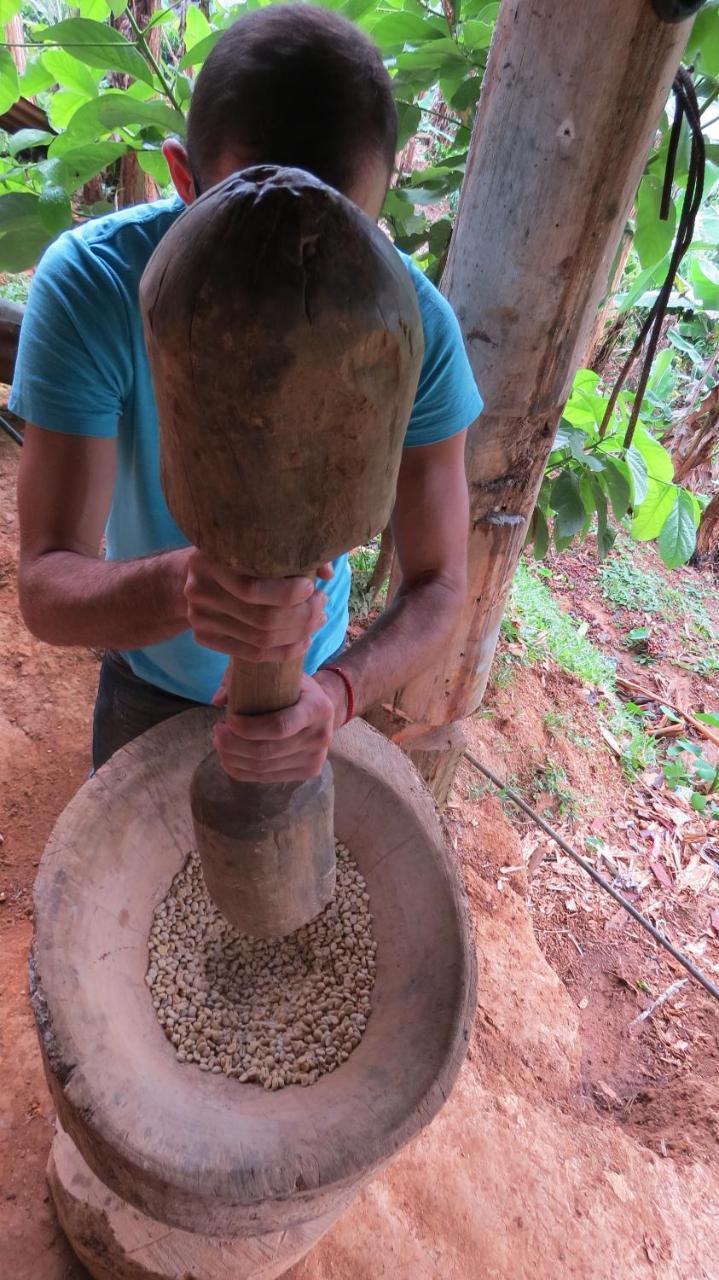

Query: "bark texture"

xmin=382 ymin=0 xmax=694 ymax=801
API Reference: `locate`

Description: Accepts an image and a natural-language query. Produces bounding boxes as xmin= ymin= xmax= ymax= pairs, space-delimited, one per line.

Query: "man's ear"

xmin=163 ymin=139 xmax=198 ymax=204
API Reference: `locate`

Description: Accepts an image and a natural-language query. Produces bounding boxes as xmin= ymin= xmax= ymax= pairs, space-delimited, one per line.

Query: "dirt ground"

xmin=1 ymin=432 xmax=718 ymax=1279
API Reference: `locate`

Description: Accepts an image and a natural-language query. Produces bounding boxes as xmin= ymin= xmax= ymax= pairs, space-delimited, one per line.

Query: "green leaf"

xmin=64 ymin=93 xmax=186 ymax=141
xmin=690 ymin=792 xmax=707 ymax=813
xmin=0 ymin=49 xmax=20 ymax=116
xmin=42 ymin=143 xmax=127 ymax=190
xmin=428 ymin=218 xmax=452 ymax=256
xmin=0 ymin=191 xmax=42 ymax=231
xmin=368 ymin=11 xmax=446 ymax=50
xmin=532 ymin=505 xmax=550 ymax=560
xmin=0 ymin=224 xmax=52 ymax=271
xmin=550 ymin=470 xmax=586 ymax=538
xmin=174 ymin=72 xmax=193 ymax=106
xmin=625 ymin=444 xmax=649 ymax=506
xmin=685 ymin=3 xmax=719 ymax=76
xmin=646 ymin=345 xmax=675 ymax=398
xmin=184 ymin=3 xmax=212 ymax=48
xmin=37 ymin=18 xmax=156 ymax=88
xmin=395 ymin=100 xmax=421 ymax=149
xmin=20 ymin=56 xmax=56 ymax=97
xmin=180 ymin=31 xmax=223 ymax=70
xmin=616 ymin=255 xmax=670 ymax=313
xmin=631 ymin=478 xmax=677 ymax=542
xmin=48 ymin=88 xmax=95 ymax=133
xmin=0 ymin=0 xmax=21 ymax=22
xmin=696 ymin=711 xmax=719 ymax=729
xmin=657 ymin=489 xmax=697 ymax=569
xmin=397 ymin=38 xmax=468 ymax=72
xmin=667 ymin=327 xmax=703 ymax=365
xmin=447 ymin=72 xmax=483 ymax=112
xmin=137 ymin=146 xmax=170 ymax=185
xmin=76 ymin=0 xmax=112 ymax=17
xmin=596 ymin=457 xmax=630 ymax=520
xmin=589 ymin=475 xmax=616 ymax=559
xmin=7 ymin=129 xmax=55 ymax=156
xmin=631 ymin=426 xmax=673 ymax=482
xmin=38 ymin=182 xmax=73 ymax=234
xmin=460 ymin=17 xmax=495 ymax=49
xmin=689 ymin=255 xmax=719 ymax=310
xmin=42 ymin=47 xmax=102 ymax=98
xmin=635 ymin=174 xmax=676 ymax=270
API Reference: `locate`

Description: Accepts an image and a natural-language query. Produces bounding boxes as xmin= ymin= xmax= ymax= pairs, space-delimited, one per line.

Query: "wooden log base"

xmin=32 ymin=712 xmax=476 ymax=1239
xmin=191 ymin=754 xmax=335 ymax=937
xmin=47 ymin=1124 xmax=345 ymax=1280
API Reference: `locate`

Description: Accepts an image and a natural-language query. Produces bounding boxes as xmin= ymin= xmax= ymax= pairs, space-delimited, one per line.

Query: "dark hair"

xmin=186 ymin=6 xmax=397 ymax=196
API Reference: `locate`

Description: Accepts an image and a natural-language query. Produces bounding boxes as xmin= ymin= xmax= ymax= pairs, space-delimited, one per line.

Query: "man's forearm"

xmin=19 ymin=548 xmax=190 ymax=649
xmin=317 ymin=571 xmax=465 ymax=724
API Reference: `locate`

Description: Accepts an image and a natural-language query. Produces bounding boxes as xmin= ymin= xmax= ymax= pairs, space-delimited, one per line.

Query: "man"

xmin=12 ymin=5 xmax=481 ymax=783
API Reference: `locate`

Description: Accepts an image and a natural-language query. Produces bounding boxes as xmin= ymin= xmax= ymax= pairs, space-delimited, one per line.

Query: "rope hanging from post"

xmin=599 ymin=66 xmax=705 ymax=449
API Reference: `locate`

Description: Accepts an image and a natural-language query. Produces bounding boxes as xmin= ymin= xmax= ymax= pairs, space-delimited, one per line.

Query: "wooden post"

xmin=382 ymin=0 xmax=694 ymax=802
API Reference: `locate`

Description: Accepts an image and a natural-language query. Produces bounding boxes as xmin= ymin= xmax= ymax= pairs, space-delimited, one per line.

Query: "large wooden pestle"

xmin=140 ymin=166 xmax=423 ymax=937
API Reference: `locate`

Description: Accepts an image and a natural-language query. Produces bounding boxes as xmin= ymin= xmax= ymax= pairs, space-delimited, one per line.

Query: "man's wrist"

xmin=314 ymin=666 xmax=352 ymax=731
xmin=163 ymin=547 xmax=192 ymax=628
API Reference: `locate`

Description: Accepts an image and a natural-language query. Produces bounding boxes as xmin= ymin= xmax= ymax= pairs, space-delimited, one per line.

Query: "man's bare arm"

xmin=17 ymin=425 xmax=324 ymax=656
xmin=315 ymin=429 xmax=470 ymax=720
xmin=17 ymin=426 xmax=189 ymax=648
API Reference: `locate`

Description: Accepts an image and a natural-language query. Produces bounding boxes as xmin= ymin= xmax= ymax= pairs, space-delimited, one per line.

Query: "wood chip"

xmin=650 ymin=861 xmax=673 ymax=889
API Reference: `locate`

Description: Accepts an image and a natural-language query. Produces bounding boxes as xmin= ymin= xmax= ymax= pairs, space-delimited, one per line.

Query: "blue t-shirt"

xmin=11 ymin=197 xmax=482 ymax=702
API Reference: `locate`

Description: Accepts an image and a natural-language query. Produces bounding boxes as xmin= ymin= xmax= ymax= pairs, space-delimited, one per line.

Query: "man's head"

xmin=164 ymin=6 xmax=397 ymax=220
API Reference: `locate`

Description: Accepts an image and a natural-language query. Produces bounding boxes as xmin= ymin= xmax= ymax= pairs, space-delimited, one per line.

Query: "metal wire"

xmin=463 ymin=749 xmax=719 ymax=1002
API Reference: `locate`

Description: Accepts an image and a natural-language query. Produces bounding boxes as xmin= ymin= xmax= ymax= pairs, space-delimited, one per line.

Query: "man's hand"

xmin=185 ymin=550 xmax=332 ymax=663
xmin=212 ymin=670 xmax=347 ymax=782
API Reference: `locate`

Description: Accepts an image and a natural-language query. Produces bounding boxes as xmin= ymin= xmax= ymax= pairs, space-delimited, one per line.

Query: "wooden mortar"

xmin=140 ymin=166 xmax=423 ymax=937
xmin=31 ymin=710 xmax=477 ymax=1280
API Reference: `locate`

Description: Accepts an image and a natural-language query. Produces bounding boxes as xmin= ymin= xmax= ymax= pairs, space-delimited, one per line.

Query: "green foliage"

xmin=506 ymin=560 xmax=616 ymax=689
xmin=599 ymin=555 xmax=668 ymax=613
xmin=504 ymin=559 xmax=658 ymax=781
xmin=531 ymin=759 xmax=579 ymax=821
xmin=348 ymin=538 xmax=382 ymax=615
xmin=662 ymin=734 xmax=719 ymax=817
xmin=526 ymin=368 xmax=702 ymax=568
xmin=0 ymin=0 xmax=716 ymax=575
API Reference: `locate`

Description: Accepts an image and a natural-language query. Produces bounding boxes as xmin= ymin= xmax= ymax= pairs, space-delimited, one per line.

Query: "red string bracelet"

xmin=322 ymin=665 xmax=354 ymax=726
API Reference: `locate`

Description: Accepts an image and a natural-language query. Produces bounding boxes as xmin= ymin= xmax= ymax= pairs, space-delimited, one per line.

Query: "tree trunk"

xmin=696 ymin=491 xmax=719 ymax=557
xmin=586 ymin=227 xmax=634 ymax=374
xmin=112 ymin=0 xmax=160 ymax=208
xmin=377 ymin=0 xmax=694 ymax=802
xmin=5 ymin=15 xmax=26 ymax=75
xmin=670 ymin=379 xmax=719 ymax=487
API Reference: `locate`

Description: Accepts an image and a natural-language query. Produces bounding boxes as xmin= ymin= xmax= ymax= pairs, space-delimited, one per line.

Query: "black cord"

xmin=464 ymin=750 xmax=719 ymax=1003
xmin=599 ymin=67 xmax=706 ymax=447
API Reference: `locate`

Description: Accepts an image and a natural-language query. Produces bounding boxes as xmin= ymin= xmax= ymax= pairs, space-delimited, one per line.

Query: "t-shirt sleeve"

xmin=402 ymin=258 xmax=483 ymax=449
xmin=9 ymin=231 xmax=131 ymax=437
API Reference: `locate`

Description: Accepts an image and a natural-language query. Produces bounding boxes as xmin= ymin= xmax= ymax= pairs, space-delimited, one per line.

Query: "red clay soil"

xmin=1 ymin=435 xmax=718 ymax=1279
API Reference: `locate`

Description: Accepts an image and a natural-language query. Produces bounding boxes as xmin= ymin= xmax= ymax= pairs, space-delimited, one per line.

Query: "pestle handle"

xmin=228 ymin=654 xmax=304 ymax=717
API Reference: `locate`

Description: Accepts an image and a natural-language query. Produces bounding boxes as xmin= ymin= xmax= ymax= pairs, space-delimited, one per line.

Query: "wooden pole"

xmin=381 ymin=0 xmax=694 ymax=802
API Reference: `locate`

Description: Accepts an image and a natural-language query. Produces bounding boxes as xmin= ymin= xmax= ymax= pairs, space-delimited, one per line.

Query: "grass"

xmin=599 ymin=555 xmax=668 ymax=613
xmin=531 ymin=759 xmax=579 ymax=820
xmin=506 ymin=559 xmax=616 ymax=688
xmin=600 ymin=543 xmax=715 ymax=641
xmin=0 ymin=273 xmax=31 ymax=305
xmin=348 ymin=538 xmax=381 ymax=616
xmin=503 ymin=557 xmax=658 ymax=781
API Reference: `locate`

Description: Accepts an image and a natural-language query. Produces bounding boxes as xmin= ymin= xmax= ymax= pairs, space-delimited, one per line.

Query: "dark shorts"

xmin=92 ymin=651 xmax=207 ymax=772
xmin=92 ymin=644 xmax=345 ymax=772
